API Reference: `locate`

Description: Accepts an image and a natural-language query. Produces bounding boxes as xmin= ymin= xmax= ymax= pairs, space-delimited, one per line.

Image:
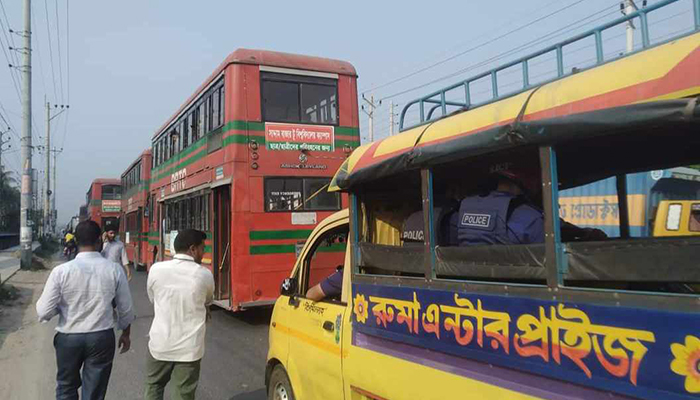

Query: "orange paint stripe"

xmin=350 ymin=385 xmax=389 ymax=400
xmin=274 ymin=322 xmax=343 ymax=357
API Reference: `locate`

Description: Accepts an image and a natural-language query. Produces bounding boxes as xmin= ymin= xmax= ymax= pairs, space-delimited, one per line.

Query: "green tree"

xmin=0 ymin=166 xmax=21 ymax=232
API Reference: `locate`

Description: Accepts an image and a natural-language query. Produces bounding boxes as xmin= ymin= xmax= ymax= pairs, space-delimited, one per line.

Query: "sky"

xmin=0 ymin=0 xmax=695 ymax=227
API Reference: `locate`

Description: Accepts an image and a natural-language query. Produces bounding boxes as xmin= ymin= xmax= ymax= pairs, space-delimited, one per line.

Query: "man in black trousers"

xmin=36 ymin=220 xmax=135 ymax=400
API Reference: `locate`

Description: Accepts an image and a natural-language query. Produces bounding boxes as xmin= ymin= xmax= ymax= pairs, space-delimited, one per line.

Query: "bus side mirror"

xmin=280 ymin=277 xmax=298 ymax=297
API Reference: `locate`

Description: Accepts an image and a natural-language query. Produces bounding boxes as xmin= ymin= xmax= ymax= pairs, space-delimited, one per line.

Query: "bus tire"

xmin=268 ymin=365 xmax=295 ymax=400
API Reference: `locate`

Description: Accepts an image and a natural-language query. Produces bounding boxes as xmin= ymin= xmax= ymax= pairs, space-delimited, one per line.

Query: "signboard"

xmin=291 ymin=212 xmax=317 ymax=226
xmin=265 ymin=123 xmax=334 ymax=152
xmin=102 ymin=200 xmax=121 ymax=213
xmin=125 ymin=232 xmax=130 ymax=244
xmin=171 ymin=168 xmax=187 ymax=193
xmin=215 ymin=166 xmax=224 ymax=180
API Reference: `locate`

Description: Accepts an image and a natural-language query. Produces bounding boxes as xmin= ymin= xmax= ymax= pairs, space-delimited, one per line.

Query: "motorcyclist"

xmin=63 ymin=230 xmax=77 ymax=260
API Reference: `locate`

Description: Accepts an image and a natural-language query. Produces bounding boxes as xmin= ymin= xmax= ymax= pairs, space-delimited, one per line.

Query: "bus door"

xmin=136 ymin=208 xmax=143 ymax=266
xmin=213 ymin=185 xmax=231 ymax=300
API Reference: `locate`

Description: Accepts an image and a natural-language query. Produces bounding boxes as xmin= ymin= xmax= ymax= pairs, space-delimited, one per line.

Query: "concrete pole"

xmin=52 ymin=147 xmax=58 ymax=233
xmin=368 ymin=95 xmax=374 ymax=142
xmin=389 ymin=101 xmax=395 ymax=136
xmin=44 ymin=101 xmax=50 ymax=237
xmin=20 ymin=0 xmax=33 ymax=269
xmin=626 ymin=0 xmax=636 ymax=53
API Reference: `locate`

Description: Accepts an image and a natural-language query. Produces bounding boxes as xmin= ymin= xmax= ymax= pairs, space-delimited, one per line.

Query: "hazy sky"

xmin=0 ymin=0 xmax=694 ymax=226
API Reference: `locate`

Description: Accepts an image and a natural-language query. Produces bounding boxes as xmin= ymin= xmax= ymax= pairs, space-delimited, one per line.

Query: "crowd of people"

xmin=37 ymin=220 xmax=214 ymax=400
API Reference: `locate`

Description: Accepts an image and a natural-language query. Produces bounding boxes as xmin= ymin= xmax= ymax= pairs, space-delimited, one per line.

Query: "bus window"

xmin=261 ymin=72 xmax=338 ymax=125
xmin=264 ymin=177 xmax=340 ymax=212
xmin=554 ymin=126 xmax=700 ymax=293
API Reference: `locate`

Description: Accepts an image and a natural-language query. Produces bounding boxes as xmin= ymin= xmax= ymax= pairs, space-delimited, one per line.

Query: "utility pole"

xmin=389 ymin=101 xmax=396 ymax=136
xmin=19 ymin=0 xmax=32 ymax=269
xmin=0 ymin=128 xmax=10 ymax=170
xmin=622 ymin=0 xmax=639 ymax=53
xmin=44 ymin=101 xmax=50 ymax=237
xmin=40 ymin=103 xmax=67 ymax=236
xmin=51 ymin=146 xmax=62 ymax=233
xmin=361 ymin=94 xmax=380 ymax=143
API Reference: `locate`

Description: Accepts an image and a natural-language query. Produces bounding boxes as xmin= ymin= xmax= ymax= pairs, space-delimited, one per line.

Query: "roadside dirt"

xmin=0 ymin=255 xmax=60 ymax=399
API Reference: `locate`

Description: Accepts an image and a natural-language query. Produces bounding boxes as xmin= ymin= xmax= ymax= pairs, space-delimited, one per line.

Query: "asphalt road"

xmin=107 ymin=269 xmax=271 ymax=400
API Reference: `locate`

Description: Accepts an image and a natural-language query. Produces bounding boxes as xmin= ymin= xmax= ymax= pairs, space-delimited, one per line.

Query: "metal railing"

xmin=399 ymin=0 xmax=700 ymax=131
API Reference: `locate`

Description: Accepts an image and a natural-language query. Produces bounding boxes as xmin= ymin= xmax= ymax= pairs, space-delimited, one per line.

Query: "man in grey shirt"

xmin=37 ymin=220 xmax=134 ymax=400
xmin=101 ymin=222 xmax=130 ymax=280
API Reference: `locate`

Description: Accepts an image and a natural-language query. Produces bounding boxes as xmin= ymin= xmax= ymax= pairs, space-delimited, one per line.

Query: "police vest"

xmin=457 ymin=192 xmax=516 ymax=246
xmin=402 ymin=206 xmax=455 ymax=246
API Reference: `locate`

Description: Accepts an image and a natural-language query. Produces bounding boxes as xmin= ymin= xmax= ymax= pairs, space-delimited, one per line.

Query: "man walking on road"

xmin=36 ymin=220 xmax=135 ymax=400
xmin=101 ymin=221 xmax=131 ymax=280
xmin=145 ymin=229 xmax=214 ymax=400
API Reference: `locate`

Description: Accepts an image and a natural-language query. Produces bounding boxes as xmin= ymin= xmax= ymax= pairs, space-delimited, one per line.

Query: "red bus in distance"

xmin=85 ymin=178 xmax=122 ymax=231
xmin=120 ymin=150 xmax=152 ymax=270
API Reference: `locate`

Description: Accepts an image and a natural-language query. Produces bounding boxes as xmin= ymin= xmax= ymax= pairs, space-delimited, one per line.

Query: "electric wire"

xmin=54 ymin=0 xmax=64 ymax=103
xmin=360 ymin=0 xmax=587 ymax=94
xmin=44 ymin=0 xmax=58 ymax=103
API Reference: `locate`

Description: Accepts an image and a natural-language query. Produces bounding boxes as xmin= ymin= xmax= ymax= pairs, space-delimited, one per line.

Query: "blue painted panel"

xmin=352 ymin=283 xmax=700 ymax=400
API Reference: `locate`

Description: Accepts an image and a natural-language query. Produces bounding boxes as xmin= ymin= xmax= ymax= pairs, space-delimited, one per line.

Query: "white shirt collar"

xmin=173 ymin=254 xmax=195 ymax=262
xmin=76 ymin=251 xmax=102 ymax=259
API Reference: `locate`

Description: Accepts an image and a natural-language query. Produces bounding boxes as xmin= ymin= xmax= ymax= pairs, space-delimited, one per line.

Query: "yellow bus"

xmin=266 ymin=1 xmax=700 ymax=399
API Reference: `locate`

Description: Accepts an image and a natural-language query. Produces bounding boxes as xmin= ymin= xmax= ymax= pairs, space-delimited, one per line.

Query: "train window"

xmin=261 ymin=72 xmax=338 ymax=125
xmin=189 ymin=111 xmax=198 ymax=143
xmin=206 ymin=94 xmax=213 ymax=133
xmin=216 ymin=85 xmax=224 ymax=127
xmin=102 ymin=185 xmax=121 ymax=200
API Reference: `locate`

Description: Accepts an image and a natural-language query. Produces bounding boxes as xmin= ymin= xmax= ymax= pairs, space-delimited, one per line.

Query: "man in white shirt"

xmin=36 ymin=220 xmax=134 ymax=400
xmin=101 ymin=222 xmax=131 ymax=280
xmin=145 ymin=229 xmax=214 ymax=400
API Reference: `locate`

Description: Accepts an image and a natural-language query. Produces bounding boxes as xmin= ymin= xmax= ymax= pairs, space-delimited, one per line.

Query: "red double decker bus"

xmin=85 ymin=178 xmax=122 ymax=230
xmin=148 ymin=49 xmax=359 ymax=310
xmin=120 ymin=150 xmax=152 ymax=270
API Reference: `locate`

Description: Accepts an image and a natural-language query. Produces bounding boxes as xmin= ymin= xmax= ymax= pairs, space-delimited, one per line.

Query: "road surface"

xmin=107 ymin=269 xmax=271 ymax=400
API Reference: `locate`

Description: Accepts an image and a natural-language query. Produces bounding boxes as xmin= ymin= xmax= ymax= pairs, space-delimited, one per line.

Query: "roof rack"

xmin=399 ymin=0 xmax=700 ymax=132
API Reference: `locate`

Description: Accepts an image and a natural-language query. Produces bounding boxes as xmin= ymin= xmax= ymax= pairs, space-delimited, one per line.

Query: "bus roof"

xmin=330 ymin=32 xmax=700 ymax=192
xmin=153 ymin=49 xmax=357 ymax=139
xmin=121 ymin=149 xmax=151 ymax=178
xmin=91 ymin=178 xmax=121 ymax=186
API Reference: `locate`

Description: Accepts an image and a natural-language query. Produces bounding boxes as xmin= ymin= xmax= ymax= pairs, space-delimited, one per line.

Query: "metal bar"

xmin=419 ymin=101 xmax=425 ymax=124
xmin=350 ymin=194 xmax=362 ymax=274
xmin=616 ymin=175 xmax=631 ymax=239
xmin=522 ymin=60 xmax=529 ymax=88
xmin=556 ymin=45 xmax=564 ymax=77
xmin=421 ymin=169 xmax=436 ymax=280
xmin=539 ymin=146 xmax=563 ymax=289
xmin=398 ymin=0 xmax=689 ymax=132
xmin=695 ymin=0 xmax=700 ymax=30
xmin=440 ymin=92 xmax=447 ymax=116
xmin=422 ymin=99 xmax=467 ymax=107
xmin=640 ymin=11 xmax=650 ymax=48
xmin=594 ymin=30 xmax=604 ymax=64
xmin=464 ymin=82 xmax=471 ymax=107
xmin=426 ymin=104 xmax=441 ymax=121
xmin=491 ymin=71 xmax=498 ymax=99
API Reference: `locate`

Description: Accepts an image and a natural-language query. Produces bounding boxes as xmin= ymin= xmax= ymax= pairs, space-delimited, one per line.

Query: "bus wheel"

xmin=268 ymin=365 xmax=295 ymax=400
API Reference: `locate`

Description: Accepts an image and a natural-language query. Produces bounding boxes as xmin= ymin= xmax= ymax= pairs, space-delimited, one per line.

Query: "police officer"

xmin=457 ymin=171 xmax=544 ymax=246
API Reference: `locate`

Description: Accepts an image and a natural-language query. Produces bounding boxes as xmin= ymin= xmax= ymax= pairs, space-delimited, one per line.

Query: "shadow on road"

xmin=216 ymin=306 xmax=273 ymax=326
xmin=0 ymin=283 xmax=35 ymax=352
xmin=228 ymin=388 xmax=266 ymax=400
